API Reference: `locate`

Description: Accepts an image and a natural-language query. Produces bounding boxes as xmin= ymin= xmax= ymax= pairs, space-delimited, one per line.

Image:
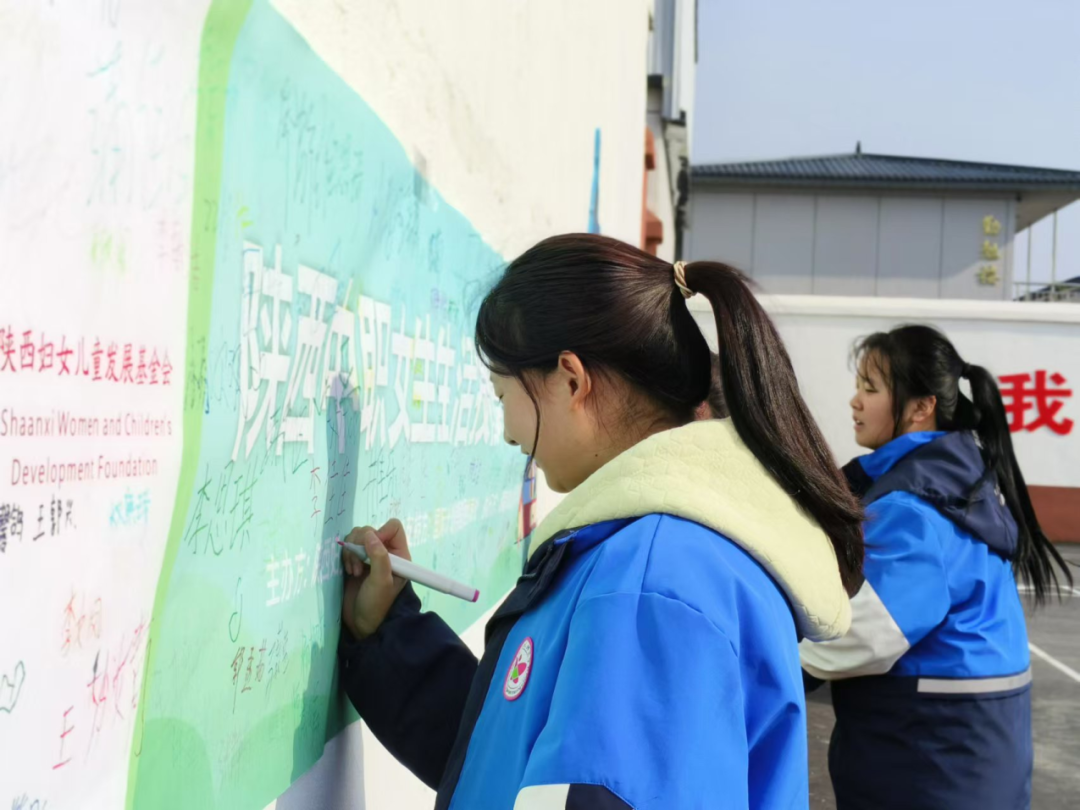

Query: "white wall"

xmin=261 ymin=2 xmax=652 ymax=807
xmin=753 ymin=194 xmax=814 ymax=294
xmin=690 ymin=295 xmax=1080 ymax=488
xmin=689 ymin=190 xmax=1018 ymax=299
xmin=273 ymin=0 xmax=651 ymax=259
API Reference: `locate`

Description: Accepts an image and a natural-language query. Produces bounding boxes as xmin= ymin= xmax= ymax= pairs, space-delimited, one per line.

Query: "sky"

xmin=692 ymin=0 xmax=1080 ymax=287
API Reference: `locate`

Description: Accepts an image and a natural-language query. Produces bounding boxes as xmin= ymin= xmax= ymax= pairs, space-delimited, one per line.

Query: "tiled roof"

xmin=692 ymin=152 xmax=1080 ymax=190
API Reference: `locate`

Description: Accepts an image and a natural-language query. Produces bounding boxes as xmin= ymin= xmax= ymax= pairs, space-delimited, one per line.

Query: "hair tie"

xmin=673 ymin=261 xmax=695 ymax=299
xmin=960 ymin=362 xmax=972 ymax=379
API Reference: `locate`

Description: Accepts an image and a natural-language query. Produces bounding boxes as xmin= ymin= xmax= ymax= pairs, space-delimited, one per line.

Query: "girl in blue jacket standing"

xmin=801 ymin=324 xmax=1073 ymax=810
xmin=338 ymin=234 xmax=865 ymax=809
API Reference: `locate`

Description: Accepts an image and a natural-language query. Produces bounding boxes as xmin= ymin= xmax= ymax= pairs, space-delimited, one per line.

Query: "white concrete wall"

xmin=262 ymin=2 xmax=652 ymax=808
xmin=688 ymin=190 xmax=1018 ymax=299
xmin=753 ymin=194 xmax=814 ymax=294
xmin=690 ymin=295 xmax=1080 ymax=488
xmin=274 ymin=0 xmax=651 ymax=260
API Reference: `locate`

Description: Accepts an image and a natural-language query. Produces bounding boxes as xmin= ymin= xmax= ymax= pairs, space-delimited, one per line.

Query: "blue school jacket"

xmin=801 ymin=431 xmax=1032 ymax=810
xmin=340 ymin=420 xmax=852 ymax=809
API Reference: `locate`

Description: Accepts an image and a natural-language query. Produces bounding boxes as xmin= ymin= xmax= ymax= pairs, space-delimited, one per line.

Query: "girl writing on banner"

xmin=339 ymin=234 xmax=864 ymax=809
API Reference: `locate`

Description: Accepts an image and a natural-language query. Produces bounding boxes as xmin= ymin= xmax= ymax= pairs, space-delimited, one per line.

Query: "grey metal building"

xmin=686 ymin=149 xmax=1080 ymax=299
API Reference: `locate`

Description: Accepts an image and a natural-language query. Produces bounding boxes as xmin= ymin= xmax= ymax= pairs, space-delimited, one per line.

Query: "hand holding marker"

xmin=340 ymin=521 xmax=481 ymax=640
xmin=338 ymin=539 xmax=480 ymax=602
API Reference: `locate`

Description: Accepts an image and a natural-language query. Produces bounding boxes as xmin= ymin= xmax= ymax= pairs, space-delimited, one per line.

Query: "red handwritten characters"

xmin=85 ymin=617 xmax=147 ymax=754
xmin=61 ymin=591 xmax=104 ymax=656
xmin=86 ymin=651 xmax=110 ymax=751
xmin=53 ymin=705 xmax=75 ymax=769
xmin=998 ymin=371 xmax=1074 ymax=436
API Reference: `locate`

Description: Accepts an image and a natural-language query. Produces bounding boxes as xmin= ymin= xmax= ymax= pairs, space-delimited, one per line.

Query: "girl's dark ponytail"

xmin=685 ymin=261 xmax=865 ymax=595
xmin=964 ymin=363 xmax=1072 ymax=603
xmin=857 ymin=324 xmax=1073 ymax=604
xmin=476 ymin=235 xmax=864 ymax=596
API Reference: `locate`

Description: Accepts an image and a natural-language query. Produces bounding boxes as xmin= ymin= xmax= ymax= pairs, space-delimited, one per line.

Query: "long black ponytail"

xmin=475 ymin=234 xmax=864 ymax=595
xmin=857 ymin=325 xmax=1072 ymax=603
xmin=686 ymin=261 xmax=864 ymax=593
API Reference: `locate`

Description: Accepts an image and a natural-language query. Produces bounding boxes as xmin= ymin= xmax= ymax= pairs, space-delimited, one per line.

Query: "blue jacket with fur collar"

xmin=341 ymin=420 xmax=850 ymax=809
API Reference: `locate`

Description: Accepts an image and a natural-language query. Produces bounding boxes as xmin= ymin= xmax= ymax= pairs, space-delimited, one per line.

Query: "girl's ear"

xmin=555 ymin=352 xmax=591 ymax=408
xmin=908 ymin=395 xmax=938 ymax=427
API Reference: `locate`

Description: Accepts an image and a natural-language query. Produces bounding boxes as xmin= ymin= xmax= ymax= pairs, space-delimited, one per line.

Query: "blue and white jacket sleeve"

xmin=513 ymin=592 xmax=748 ymax=810
xmin=800 ymin=492 xmax=950 ymax=679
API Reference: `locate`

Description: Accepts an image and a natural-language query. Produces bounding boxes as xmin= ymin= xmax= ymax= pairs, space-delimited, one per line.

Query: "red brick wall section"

xmin=1030 ymin=486 xmax=1080 ymax=543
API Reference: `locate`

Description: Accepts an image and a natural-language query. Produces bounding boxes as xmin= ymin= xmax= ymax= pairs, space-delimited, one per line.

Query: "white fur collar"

xmin=530 ymin=419 xmax=851 ymax=641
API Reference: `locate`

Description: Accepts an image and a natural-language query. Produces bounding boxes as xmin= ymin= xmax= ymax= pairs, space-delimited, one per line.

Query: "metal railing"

xmin=1013 ymin=280 xmax=1080 ymax=302
xmin=1016 ymin=211 xmax=1079 ymax=301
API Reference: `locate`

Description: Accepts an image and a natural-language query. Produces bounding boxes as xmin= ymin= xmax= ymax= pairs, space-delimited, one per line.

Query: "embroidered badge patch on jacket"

xmin=503 ymin=637 xmax=533 ymax=701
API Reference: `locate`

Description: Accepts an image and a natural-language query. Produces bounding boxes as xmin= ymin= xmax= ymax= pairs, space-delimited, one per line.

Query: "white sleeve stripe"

xmin=799 ymin=581 xmax=911 ymax=680
xmin=514 ymin=784 xmax=571 ymax=810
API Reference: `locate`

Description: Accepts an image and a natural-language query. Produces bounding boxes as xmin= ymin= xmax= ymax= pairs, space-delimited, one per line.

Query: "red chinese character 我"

xmin=998 ymin=371 xmax=1074 ymax=436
